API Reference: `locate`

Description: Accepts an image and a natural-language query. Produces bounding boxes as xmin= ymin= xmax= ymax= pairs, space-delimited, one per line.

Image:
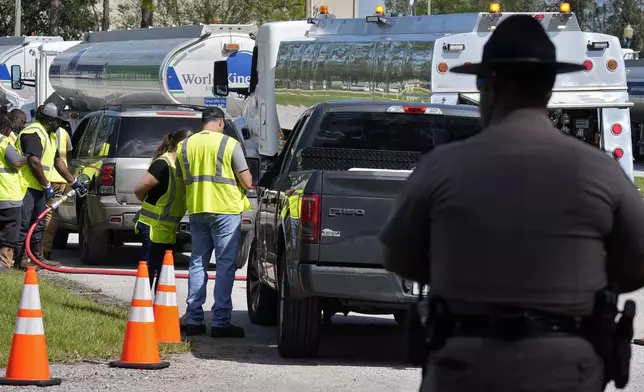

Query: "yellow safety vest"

xmin=280 ymin=189 xmax=303 ymax=220
xmin=8 ymin=132 xmax=17 ymax=144
xmin=50 ymin=127 xmax=70 ymax=183
xmin=14 ymin=122 xmax=56 ymax=191
xmin=177 ymin=131 xmax=251 ymax=215
xmin=136 ymin=153 xmax=186 ymax=244
xmin=0 ymin=135 xmax=25 ymax=203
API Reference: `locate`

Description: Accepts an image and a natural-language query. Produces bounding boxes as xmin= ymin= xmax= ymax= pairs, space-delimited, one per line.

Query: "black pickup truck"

xmin=247 ymin=100 xmax=481 ymax=358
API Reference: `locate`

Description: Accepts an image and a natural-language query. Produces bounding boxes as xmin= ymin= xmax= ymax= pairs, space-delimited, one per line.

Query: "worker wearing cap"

xmin=14 ymin=103 xmax=87 ymax=269
xmin=0 ymin=115 xmax=27 ymax=272
xmin=379 ymin=16 xmax=644 ymax=391
xmin=42 ymin=123 xmax=74 ymax=261
xmin=177 ymin=107 xmax=252 ymax=338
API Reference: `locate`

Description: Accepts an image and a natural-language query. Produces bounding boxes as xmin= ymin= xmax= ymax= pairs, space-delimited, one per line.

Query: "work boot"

xmin=210 ymin=324 xmax=245 ymax=338
xmin=0 ymin=247 xmax=14 ymax=272
xmin=181 ymin=324 xmax=207 ymax=336
xmin=33 ymin=244 xmax=61 ymax=268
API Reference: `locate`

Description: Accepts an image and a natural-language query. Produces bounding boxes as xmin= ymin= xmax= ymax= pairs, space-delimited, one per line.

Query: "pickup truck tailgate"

xmin=317 ymin=170 xmax=410 ymax=267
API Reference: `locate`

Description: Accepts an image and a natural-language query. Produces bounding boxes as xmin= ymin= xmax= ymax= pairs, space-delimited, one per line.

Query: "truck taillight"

xmin=613 ymin=147 xmax=624 ymax=159
xmin=99 ymin=164 xmax=115 ymax=194
xmin=300 ymin=194 xmax=321 ymax=243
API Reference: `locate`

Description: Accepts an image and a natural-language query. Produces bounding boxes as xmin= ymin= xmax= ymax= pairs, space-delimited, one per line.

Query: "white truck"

xmin=211 ymin=5 xmax=634 ymax=181
xmin=0 ymin=36 xmax=65 ymax=121
xmin=433 ymin=7 xmax=634 ymax=180
xmin=11 ymin=24 xmax=257 ymax=132
xmin=625 ymin=50 xmax=644 ymax=161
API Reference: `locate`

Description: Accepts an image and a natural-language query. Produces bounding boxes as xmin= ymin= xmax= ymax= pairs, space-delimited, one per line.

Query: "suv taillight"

xmin=99 ymin=164 xmax=115 ymax=195
xmin=300 ymin=194 xmax=321 ymax=243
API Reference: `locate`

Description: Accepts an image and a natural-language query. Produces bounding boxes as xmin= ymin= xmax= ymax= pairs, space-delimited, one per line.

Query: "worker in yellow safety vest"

xmin=177 ymin=107 xmax=252 ymax=338
xmin=42 ymin=124 xmax=74 ymax=260
xmin=0 ymin=115 xmax=28 ymax=272
xmin=14 ymin=104 xmax=87 ymax=270
xmin=133 ymin=129 xmax=192 ymax=291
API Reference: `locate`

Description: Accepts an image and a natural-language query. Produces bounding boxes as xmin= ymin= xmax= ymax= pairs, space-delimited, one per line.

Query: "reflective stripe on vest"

xmin=0 ymin=135 xmax=25 ymax=203
xmin=137 ymin=154 xmax=186 ymax=243
xmin=50 ymin=128 xmax=69 ymax=183
xmin=177 ymin=131 xmax=250 ymax=215
xmin=8 ymin=132 xmax=16 ymax=143
xmin=15 ymin=123 xmax=56 ymax=190
xmin=180 ymin=135 xmax=237 ymax=186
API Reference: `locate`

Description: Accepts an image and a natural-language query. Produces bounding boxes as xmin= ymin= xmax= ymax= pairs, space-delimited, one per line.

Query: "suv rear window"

xmin=313 ymin=112 xmax=481 ymax=153
xmin=115 ymin=116 xmax=241 ymax=157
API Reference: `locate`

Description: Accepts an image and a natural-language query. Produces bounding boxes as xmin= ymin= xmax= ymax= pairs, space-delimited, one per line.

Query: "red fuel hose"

xmin=25 ymin=189 xmax=246 ymax=281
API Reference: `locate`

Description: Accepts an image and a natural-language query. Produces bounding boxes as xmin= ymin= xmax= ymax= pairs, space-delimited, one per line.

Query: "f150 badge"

xmin=328 ymin=208 xmax=365 ymax=217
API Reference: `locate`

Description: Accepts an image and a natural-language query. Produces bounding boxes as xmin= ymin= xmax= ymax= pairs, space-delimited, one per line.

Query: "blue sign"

xmin=227 ymin=50 xmax=252 ymax=86
xmin=204 ymin=97 xmax=227 ymax=108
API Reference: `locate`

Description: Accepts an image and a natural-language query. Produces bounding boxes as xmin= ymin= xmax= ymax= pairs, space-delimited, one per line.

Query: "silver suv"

xmin=56 ymin=105 xmax=259 ymax=266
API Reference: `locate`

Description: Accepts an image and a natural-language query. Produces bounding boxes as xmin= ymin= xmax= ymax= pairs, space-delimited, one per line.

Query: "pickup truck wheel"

xmin=277 ymin=261 xmax=320 ymax=358
xmin=79 ymin=205 xmax=108 ymax=265
xmin=246 ymin=246 xmax=278 ymax=326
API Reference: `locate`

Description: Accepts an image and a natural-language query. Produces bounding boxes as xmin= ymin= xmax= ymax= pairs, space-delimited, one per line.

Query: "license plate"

xmin=412 ymin=283 xmax=429 ymax=296
xmin=122 ymin=214 xmax=137 ymax=226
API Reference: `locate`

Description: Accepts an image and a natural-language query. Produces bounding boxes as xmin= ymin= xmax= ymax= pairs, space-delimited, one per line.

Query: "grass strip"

xmin=0 ymin=271 xmax=189 ymax=366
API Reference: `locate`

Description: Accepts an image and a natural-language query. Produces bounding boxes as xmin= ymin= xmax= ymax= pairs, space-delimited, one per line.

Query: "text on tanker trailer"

xmin=12 ymin=24 xmax=256 ymax=132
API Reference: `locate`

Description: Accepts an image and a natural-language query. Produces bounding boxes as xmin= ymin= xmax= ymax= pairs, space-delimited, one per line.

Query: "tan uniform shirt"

xmin=379 ymin=109 xmax=644 ymax=316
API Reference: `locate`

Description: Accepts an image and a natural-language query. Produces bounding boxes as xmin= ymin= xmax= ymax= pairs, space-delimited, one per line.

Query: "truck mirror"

xmin=241 ymin=126 xmax=251 ymax=139
xmin=10 ymin=65 xmax=22 ymax=90
xmin=213 ymin=60 xmax=229 ymax=96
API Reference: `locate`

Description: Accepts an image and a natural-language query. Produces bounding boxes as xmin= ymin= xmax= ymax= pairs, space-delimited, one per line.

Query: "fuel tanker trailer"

xmin=47 ymin=23 xmax=256 ymax=123
xmin=0 ymin=35 xmax=63 ymax=120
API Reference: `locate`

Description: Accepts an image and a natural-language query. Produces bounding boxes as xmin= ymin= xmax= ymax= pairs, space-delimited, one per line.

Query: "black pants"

xmin=16 ymin=188 xmax=46 ymax=261
xmin=137 ymin=221 xmax=172 ymax=292
xmin=420 ymin=336 xmax=605 ymax=392
xmin=0 ymin=207 xmax=21 ymax=249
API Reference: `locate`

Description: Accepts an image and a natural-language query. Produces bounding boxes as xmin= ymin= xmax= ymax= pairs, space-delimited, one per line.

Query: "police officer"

xmin=177 ymin=107 xmax=253 ymax=338
xmin=42 ymin=123 xmax=74 ymax=260
xmin=379 ymin=15 xmax=644 ymax=391
xmin=0 ymin=115 xmax=27 ymax=272
xmin=14 ymin=103 xmax=87 ymax=269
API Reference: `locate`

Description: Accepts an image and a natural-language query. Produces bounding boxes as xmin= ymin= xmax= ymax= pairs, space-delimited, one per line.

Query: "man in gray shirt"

xmin=0 ymin=115 xmax=27 ymax=272
xmin=379 ymin=15 xmax=644 ymax=391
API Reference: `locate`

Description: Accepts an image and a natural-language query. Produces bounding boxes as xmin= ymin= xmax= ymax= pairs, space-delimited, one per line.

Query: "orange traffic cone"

xmin=109 ymin=261 xmax=170 ymax=370
xmin=0 ymin=266 xmax=62 ymax=387
xmin=153 ymin=250 xmax=181 ymax=343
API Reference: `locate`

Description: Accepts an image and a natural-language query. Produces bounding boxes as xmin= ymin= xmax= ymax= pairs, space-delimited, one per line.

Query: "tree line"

xmin=0 ymin=0 xmax=641 ymax=51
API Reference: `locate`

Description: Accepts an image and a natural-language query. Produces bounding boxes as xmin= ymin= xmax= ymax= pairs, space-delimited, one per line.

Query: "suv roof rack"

xmin=99 ymin=103 xmax=207 ymax=112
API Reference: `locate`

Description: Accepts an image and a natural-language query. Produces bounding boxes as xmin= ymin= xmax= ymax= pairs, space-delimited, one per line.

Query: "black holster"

xmin=582 ymin=288 xmax=636 ymax=389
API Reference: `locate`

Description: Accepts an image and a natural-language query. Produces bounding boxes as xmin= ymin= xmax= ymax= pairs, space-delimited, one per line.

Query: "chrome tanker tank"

xmin=50 ymin=24 xmax=256 ymax=116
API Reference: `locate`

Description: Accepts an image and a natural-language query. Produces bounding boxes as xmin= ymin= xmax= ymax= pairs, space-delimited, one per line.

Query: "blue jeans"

xmin=186 ymin=213 xmax=241 ymax=327
xmin=136 ymin=221 xmax=172 ymax=291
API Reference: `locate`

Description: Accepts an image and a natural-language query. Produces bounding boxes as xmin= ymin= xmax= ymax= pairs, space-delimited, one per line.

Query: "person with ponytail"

xmin=134 ymin=128 xmax=193 ymax=290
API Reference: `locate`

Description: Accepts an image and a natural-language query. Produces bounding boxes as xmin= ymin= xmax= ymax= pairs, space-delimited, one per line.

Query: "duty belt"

xmin=450 ymin=312 xmax=584 ymax=339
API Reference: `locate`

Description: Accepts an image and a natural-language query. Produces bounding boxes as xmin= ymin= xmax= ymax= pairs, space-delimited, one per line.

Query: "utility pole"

xmin=14 ymin=0 xmax=21 ymax=36
xmin=427 ymin=0 xmax=431 ymax=15
xmin=102 ymin=0 xmax=110 ymax=31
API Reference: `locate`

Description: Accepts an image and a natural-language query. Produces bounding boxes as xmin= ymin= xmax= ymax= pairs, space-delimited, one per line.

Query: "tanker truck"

xmin=11 ymin=23 xmax=257 ymax=132
xmin=0 ymin=35 xmax=64 ymax=121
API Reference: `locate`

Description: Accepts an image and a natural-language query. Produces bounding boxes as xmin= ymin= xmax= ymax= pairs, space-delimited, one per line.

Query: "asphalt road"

xmin=4 ymin=234 xmax=644 ymax=391
xmin=0 ymin=234 xmax=419 ymax=391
